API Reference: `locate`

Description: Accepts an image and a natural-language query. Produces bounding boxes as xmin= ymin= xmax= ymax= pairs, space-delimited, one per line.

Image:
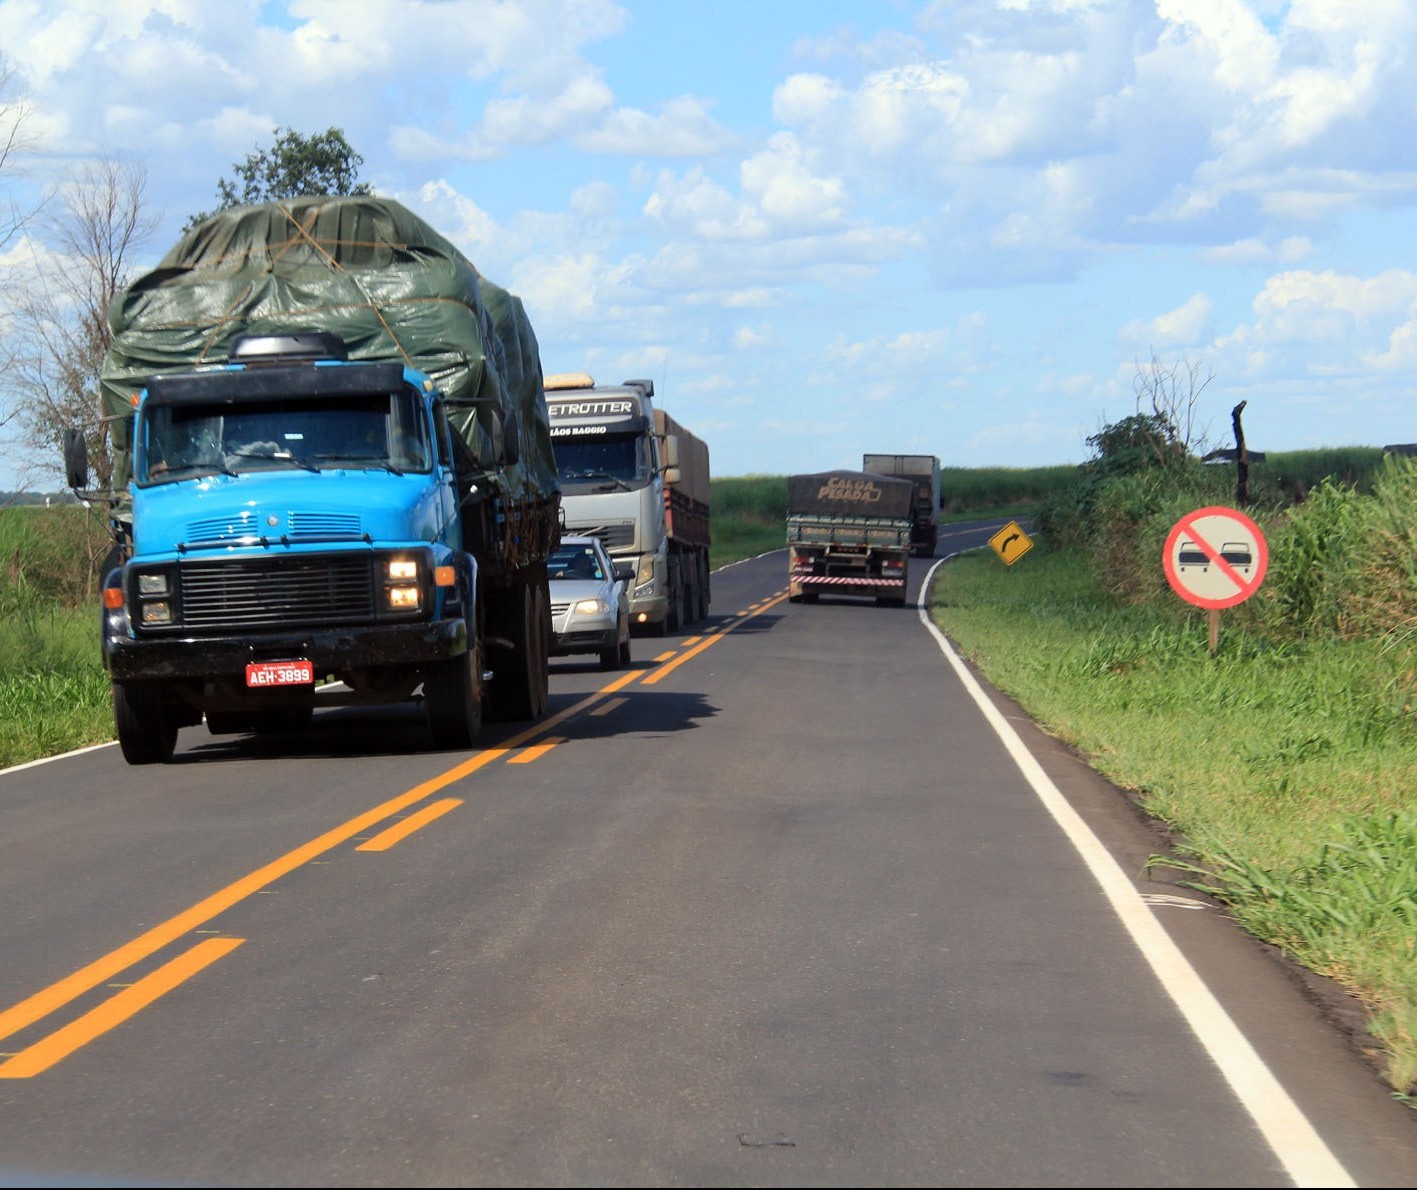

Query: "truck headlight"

xmin=381 ymin=555 xmax=423 ymax=612
xmin=137 ymin=573 xmax=169 ymax=596
xmin=141 ymin=600 xmax=172 ymax=624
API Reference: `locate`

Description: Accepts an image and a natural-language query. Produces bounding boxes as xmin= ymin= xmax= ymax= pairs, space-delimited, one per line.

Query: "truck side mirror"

xmin=661 ymin=433 xmax=680 ymax=470
xmin=64 ymin=427 xmax=90 ymax=490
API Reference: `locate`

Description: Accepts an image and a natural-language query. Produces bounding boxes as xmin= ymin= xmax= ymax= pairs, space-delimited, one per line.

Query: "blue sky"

xmin=3 ymin=0 xmax=1417 ymax=489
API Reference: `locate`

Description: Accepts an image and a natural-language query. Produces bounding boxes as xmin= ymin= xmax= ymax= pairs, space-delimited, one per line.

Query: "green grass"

xmin=0 ymin=597 xmax=113 ymax=768
xmin=710 ymin=475 xmax=790 ymax=570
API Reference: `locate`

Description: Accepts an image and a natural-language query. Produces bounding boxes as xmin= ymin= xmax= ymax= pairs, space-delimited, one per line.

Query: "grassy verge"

xmin=929 ymin=544 xmax=1417 ymax=1100
xmin=0 ymin=597 xmax=113 ymax=768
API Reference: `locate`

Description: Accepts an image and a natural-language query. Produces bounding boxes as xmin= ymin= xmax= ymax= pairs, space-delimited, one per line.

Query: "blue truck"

xmin=66 ymin=198 xmax=561 ymax=764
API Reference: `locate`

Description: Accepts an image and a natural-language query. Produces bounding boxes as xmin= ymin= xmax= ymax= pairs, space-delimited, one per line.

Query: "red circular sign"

xmin=1163 ymin=506 xmax=1268 ymax=609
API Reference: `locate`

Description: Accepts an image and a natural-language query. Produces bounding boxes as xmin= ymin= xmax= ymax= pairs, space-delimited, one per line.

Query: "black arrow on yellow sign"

xmin=988 ymin=520 xmax=1034 ymax=566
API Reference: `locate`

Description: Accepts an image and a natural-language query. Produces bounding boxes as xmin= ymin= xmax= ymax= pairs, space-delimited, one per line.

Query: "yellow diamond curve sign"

xmin=989 ymin=521 xmax=1033 ymax=566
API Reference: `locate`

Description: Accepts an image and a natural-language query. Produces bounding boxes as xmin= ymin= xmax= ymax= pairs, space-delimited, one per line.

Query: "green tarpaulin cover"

xmin=101 ymin=195 xmax=558 ymax=501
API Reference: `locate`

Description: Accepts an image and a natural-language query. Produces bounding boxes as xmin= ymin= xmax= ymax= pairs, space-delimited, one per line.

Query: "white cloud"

xmin=1121 ymin=294 xmax=1215 ymax=348
xmin=732 ymin=324 xmax=778 ymax=350
xmin=577 ymin=95 xmax=736 ymax=156
xmin=741 ymin=134 xmax=846 ymax=229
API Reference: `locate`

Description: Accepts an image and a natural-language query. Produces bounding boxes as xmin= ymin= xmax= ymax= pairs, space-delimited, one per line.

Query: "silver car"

xmin=548 ymin=535 xmax=633 ymax=670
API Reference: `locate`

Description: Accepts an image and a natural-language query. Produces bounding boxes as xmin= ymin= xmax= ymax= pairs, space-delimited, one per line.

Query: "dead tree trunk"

xmin=1232 ymin=400 xmax=1249 ymax=505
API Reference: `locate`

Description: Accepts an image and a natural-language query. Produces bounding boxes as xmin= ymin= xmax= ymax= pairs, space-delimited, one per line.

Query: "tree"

xmin=1085 ymin=353 xmax=1213 ymax=477
xmin=0 ymin=59 xmax=42 ymax=440
xmin=10 ymin=159 xmax=157 ymax=495
xmin=185 ymin=126 xmax=372 ymax=230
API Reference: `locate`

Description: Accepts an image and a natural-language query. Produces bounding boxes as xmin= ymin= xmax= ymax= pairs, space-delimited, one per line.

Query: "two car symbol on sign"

xmin=1177 ymin=539 xmax=1252 ymax=574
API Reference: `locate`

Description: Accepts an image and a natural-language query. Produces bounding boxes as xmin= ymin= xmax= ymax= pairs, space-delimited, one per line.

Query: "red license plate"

xmin=245 ymin=660 xmax=315 ymax=688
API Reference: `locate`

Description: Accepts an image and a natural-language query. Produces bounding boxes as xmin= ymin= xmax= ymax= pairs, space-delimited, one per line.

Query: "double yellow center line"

xmin=0 ymin=591 xmax=787 ymax=1077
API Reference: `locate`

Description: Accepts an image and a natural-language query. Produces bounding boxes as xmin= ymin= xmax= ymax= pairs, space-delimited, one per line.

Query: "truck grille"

xmin=177 ymin=555 xmax=376 ymax=629
xmin=571 ymin=521 xmax=635 ymax=550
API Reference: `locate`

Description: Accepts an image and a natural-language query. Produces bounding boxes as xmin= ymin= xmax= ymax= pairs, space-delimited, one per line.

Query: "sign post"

xmin=1162 ymin=506 xmax=1268 ymax=655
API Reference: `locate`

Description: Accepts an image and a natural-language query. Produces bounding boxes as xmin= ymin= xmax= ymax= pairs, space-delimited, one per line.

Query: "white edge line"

xmin=917 ymin=556 xmax=1355 ymax=1190
xmin=2 ymin=740 xmax=116 ymax=777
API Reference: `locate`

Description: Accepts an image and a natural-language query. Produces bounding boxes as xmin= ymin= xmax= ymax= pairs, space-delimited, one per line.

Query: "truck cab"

xmin=76 ymin=331 xmax=483 ymax=762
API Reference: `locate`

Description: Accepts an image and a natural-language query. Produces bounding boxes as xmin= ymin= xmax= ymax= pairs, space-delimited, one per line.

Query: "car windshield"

xmin=549 ymin=545 xmax=605 ymax=581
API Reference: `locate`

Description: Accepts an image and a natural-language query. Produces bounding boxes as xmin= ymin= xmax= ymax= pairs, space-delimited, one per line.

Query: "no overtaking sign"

xmin=1163 ymin=505 xmax=1268 ymax=609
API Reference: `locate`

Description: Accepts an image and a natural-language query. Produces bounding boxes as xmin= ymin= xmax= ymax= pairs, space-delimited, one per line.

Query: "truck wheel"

xmin=113 ymin=680 xmax=178 ymax=765
xmin=532 ymin=578 xmax=550 ymax=715
xmin=665 ymin=564 xmax=682 ymax=634
xmin=488 ymin=575 xmax=548 ymax=722
xmin=426 ymin=641 xmax=482 ymax=749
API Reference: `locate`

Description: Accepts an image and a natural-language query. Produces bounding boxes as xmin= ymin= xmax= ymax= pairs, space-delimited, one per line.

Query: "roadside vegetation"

xmin=7 ymin=440 xmax=1416 ymax=1100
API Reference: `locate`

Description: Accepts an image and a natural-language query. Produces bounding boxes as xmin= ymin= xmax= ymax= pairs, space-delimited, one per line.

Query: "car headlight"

xmin=573 ymin=597 xmax=611 ymax=615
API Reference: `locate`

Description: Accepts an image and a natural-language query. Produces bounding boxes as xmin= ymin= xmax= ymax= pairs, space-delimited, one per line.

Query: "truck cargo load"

xmin=786 ymin=470 xmax=913 ymax=607
xmin=102 ymin=196 xmax=559 ymax=522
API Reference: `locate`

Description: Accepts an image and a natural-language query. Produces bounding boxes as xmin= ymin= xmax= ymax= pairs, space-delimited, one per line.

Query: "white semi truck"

xmin=861 ymin=452 xmax=942 ymax=557
xmin=543 ymin=374 xmax=710 ymax=636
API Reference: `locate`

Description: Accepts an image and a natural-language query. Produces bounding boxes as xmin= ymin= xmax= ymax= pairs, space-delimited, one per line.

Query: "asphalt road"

xmin=1 ymin=519 xmax=1414 ymax=1187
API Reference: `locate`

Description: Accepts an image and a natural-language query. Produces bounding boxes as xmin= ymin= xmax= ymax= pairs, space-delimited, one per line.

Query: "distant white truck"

xmin=543 ymin=373 xmax=711 ymax=636
xmin=861 ymin=453 xmax=941 ymax=557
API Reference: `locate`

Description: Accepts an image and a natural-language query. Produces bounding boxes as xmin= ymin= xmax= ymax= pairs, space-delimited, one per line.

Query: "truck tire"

xmin=113 ymin=680 xmax=178 ymax=765
xmin=487 ymin=574 xmax=549 ymax=722
xmin=665 ymin=560 xmax=682 ymax=634
xmin=426 ymin=641 xmax=482 ymax=749
xmin=697 ymin=555 xmax=711 ymax=621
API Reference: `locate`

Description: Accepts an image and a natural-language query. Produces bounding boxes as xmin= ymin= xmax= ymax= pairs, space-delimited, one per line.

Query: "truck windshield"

xmin=553 ymin=433 xmax=648 ymax=490
xmin=137 ymin=389 xmax=432 ymax=484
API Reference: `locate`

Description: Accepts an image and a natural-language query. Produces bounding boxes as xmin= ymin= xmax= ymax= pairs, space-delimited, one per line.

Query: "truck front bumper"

xmin=104 ymin=618 xmax=468 ymax=682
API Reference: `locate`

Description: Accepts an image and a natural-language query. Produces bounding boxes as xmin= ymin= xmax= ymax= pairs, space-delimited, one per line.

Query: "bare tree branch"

xmin=1131 ymin=352 xmax=1215 ymax=456
xmin=0 ymin=58 xmax=44 ymax=452
xmin=8 ymin=159 xmax=158 ymax=492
